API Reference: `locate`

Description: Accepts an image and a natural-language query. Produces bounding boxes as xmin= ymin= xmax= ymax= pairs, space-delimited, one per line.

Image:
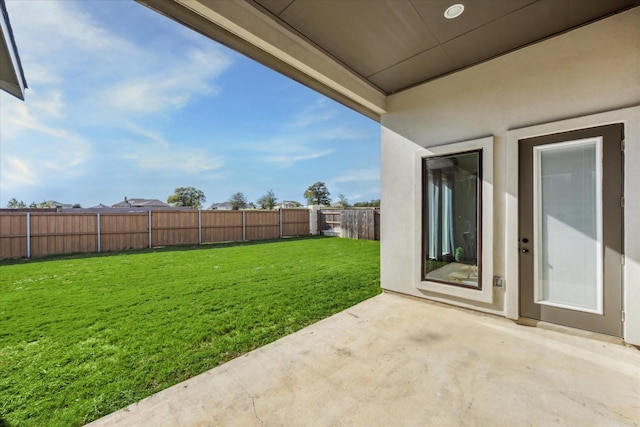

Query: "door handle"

xmin=521 ymin=249 xmax=529 ymax=254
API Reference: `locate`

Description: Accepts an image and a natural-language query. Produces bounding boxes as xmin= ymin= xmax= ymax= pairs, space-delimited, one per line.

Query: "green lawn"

xmin=0 ymin=237 xmax=381 ymax=426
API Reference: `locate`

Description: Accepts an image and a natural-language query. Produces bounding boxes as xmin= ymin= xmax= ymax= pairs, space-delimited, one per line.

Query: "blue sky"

xmin=0 ymin=0 xmax=380 ymax=208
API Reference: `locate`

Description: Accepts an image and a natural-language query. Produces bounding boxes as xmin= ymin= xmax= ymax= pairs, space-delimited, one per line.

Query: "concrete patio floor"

xmin=87 ymin=292 xmax=640 ymax=427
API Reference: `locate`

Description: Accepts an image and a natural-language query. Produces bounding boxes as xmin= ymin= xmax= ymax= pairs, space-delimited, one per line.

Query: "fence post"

xmin=26 ymin=212 xmax=31 ymax=258
xmin=198 ymin=210 xmax=202 ymax=245
xmin=352 ymin=211 xmax=360 ymax=240
xmin=279 ymin=209 xmax=283 ymax=239
xmin=308 ymin=205 xmax=320 ymax=235
xmin=97 ymin=213 xmax=101 ymax=253
xmin=242 ymin=210 xmax=246 ymax=241
xmin=148 ymin=210 xmax=152 ymax=249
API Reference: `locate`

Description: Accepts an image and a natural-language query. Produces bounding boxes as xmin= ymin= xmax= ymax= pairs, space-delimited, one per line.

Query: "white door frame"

xmin=504 ymin=105 xmax=640 ymax=345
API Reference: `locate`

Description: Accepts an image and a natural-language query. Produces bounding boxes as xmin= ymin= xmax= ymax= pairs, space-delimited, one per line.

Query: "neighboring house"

xmin=138 ymin=1 xmax=639 ymax=346
xmin=0 ymin=0 xmax=27 ymax=100
xmin=0 ymin=208 xmax=56 ymax=213
xmin=0 ymin=200 xmax=73 ymax=212
xmin=279 ymin=201 xmax=301 ymax=209
xmin=61 ymin=206 xmax=139 ymax=213
xmin=208 ymin=202 xmax=233 ymax=210
xmin=112 ymin=197 xmax=171 ymax=209
xmin=47 ymin=200 xmax=74 ymax=209
xmin=110 ymin=197 xmax=191 ymax=211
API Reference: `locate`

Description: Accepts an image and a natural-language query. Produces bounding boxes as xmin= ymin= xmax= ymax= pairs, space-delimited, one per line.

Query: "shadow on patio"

xmin=87 ymin=292 xmax=639 ymax=426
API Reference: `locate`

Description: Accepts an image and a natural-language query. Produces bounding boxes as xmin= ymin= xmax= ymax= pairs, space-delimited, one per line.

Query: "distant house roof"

xmin=0 ymin=208 xmax=56 ymax=213
xmin=61 ymin=207 xmax=182 ymax=213
xmin=0 ymin=0 xmax=27 ymax=100
xmin=47 ymin=200 xmax=73 ymax=209
xmin=112 ymin=198 xmax=171 ymax=208
xmin=208 ymin=202 xmax=233 ymax=210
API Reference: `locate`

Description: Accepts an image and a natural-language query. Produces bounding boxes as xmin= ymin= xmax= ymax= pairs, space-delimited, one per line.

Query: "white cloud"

xmin=238 ymin=98 xmax=368 ymax=167
xmin=104 ymin=45 xmax=231 ymax=115
xmin=6 ymin=0 xmax=233 ymax=119
xmin=244 ymin=135 xmax=335 ymax=167
xmin=20 ymin=59 xmax=63 ymax=86
xmin=265 ymin=149 xmax=334 ymax=167
xmin=118 ymin=123 xmax=224 ymax=173
xmin=289 ymin=98 xmax=336 ymax=128
xmin=6 ymin=0 xmax=135 ymax=57
xmin=1 ymin=91 xmax=90 ymax=175
xmin=125 ymin=123 xmax=170 ymax=148
xmin=283 ymin=98 xmax=371 ymax=140
xmin=1 ymin=157 xmax=36 ymax=188
xmin=2 ymin=95 xmax=87 ymax=163
xmin=0 ymin=0 xmax=234 ymax=205
xmin=28 ymin=89 xmax=66 ymax=119
xmin=0 ymin=129 xmax=90 ymax=198
xmin=327 ymin=168 xmax=380 ymax=204
xmin=122 ymin=142 xmax=223 ymax=173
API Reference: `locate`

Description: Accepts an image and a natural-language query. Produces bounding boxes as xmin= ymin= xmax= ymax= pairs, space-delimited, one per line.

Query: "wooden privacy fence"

xmin=318 ymin=208 xmax=380 ymax=241
xmin=0 ymin=209 xmax=310 ymax=260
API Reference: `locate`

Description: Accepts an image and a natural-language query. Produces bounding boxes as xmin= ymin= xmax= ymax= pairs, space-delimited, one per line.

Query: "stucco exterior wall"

xmin=380 ymin=8 xmax=640 ymax=343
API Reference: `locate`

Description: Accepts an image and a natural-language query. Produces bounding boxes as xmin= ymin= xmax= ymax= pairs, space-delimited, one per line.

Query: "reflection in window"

xmin=422 ymin=150 xmax=481 ymax=288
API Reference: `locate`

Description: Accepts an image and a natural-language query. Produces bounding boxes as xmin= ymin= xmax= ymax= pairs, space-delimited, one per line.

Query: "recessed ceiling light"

xmin=444 ymin=3 xmax=465 ymax=19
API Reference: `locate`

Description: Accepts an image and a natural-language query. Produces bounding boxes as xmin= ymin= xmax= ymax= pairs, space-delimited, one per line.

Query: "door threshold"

xmin=516 ymin=317 xmax=624 ymax=346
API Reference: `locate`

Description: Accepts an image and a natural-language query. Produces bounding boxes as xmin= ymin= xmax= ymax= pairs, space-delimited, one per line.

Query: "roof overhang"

xmin=137 ymin=0 xmax=639 ymax=122
xmin=0 ymin=0 xmax=27 ymax=100
xmin=138 ymin=0 xmax=386 ymax=120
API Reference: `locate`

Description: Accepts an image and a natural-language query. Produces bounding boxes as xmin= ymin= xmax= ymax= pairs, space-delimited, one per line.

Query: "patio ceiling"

xmin=0 ymin=0 xmax=27 ymax=100
xmin=138 ymin=0 xmax=639 ymax=120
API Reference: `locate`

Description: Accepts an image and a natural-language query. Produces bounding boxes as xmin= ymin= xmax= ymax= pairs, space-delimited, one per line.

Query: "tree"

xmin=337 ymin=193 xmax=350 ymax=208
xmin=257 ymin=189 xmax=278 ymax=210
xmin=228 ymin=192 xmax=248 ymax=210
xmin=304 ymin=182 xmax=331 ymax=206
xmin=167 ymin=187 xmax=206 ymax=210
xmin=7 ymin=198 xmax=26 ymax=209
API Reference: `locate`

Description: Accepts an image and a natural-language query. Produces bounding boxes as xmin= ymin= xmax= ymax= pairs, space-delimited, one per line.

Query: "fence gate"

xmin=318 ymin=208 xmax=380 ymax=240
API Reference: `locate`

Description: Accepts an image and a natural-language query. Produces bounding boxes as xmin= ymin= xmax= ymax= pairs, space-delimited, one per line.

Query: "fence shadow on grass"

xmin=0 ymin=235 xmax=334 ymax=266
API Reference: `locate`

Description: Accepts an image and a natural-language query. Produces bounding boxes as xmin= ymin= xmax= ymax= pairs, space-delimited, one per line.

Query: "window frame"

xmin=421 ymin=149 xmax=483 ymax=289
xmin=413 ymin=136 xmax=493 ymax=304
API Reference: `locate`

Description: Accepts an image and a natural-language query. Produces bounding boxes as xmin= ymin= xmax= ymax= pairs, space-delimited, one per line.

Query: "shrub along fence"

xmin=318 ymin=208 xmax=380 ymax=241
xmin=0 ymin=209 xmax=310 ymax=260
